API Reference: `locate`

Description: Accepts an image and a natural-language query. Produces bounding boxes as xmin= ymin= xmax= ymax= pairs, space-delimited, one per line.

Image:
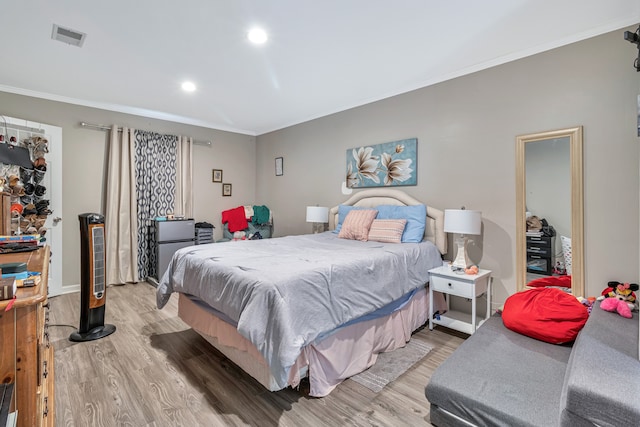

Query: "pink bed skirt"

xmin=178 ymin=286 xmax=447 ymax=396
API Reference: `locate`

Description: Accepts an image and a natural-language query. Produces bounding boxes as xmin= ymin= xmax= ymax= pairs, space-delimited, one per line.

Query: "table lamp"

xmin=306 ymin=206 xmax=329 ymax=233
xmin=444 ymin=208 xmax=482 ymax=270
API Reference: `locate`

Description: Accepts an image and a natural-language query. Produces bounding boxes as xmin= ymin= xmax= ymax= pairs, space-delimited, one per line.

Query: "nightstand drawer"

xmin=430 ymin=275 xmax=476 ymax=298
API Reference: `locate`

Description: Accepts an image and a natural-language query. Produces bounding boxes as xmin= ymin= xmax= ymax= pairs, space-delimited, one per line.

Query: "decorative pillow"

xmin=367 ymin=219 xmax=407 ymax=243
xmin=527 ymin=275 xmax=572 ymax=289
xmin=561 ymin=236 xmax=572 ymax=275
xmin=333 ymin=205 xmax=367 ymax=234
xmin=502 ymin=288 xmax=588 ymax=344
xmin=376 ymin=204 xmax=427 ymax=243
xmin=338 ymin=209 xmax=378 ymax=241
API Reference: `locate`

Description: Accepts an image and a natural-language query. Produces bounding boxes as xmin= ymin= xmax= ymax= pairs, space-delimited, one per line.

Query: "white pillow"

xmin=561 ymin=236 xmax=572 ymax=275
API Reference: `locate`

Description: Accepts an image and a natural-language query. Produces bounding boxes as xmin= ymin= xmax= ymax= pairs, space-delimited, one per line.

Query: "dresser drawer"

xmin=37 ymin=344 xmax=54 ymax=427
xmin=527 ymin=245 xmax=553 ymax=256
xmin=526 ymin=236 xmax=553 ymax=247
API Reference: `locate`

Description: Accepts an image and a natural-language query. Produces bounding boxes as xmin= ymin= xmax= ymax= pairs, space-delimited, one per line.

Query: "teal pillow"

xmin=376 ymin=204 xmax=426 ymax=243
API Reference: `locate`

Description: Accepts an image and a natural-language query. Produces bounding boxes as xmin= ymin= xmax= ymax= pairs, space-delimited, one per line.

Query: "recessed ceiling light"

xmin=247 ymin=28 xmax=268 ymax=44
xmin=181 ymin=81 xmax=196 ymax=92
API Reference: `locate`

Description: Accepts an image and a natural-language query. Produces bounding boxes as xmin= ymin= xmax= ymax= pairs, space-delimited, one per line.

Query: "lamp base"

xmin=311 ymin=222 xmax=328 ymax=234
xmin=451 ymin=235 xmax=472 ymax=270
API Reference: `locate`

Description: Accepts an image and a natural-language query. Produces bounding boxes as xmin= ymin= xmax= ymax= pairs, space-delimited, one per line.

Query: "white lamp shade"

xmin=444 ymin=209 xmax=482 ymax=235
xmin=306 ymin=206 xmax=329 ymax=223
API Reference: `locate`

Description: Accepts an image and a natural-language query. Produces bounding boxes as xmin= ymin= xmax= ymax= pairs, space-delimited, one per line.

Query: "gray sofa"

xmin=425 ymin=301 xmax=640 ymax=426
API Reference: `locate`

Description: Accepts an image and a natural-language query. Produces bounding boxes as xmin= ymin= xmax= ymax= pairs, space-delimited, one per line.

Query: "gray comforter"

xmin=157 ymin=232 xmax=442 ymax=388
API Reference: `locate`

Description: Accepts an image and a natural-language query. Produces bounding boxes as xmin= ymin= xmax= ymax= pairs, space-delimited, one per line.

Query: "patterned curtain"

xmin=134 ymin=130 xmax=179 ymax=279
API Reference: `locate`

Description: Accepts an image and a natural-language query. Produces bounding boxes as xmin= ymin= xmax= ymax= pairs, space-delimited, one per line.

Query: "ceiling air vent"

xmin=51 ymin=24 xmax=86 ymax=47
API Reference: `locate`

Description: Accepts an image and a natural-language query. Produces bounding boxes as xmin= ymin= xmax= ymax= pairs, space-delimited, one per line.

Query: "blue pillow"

xmin=376 ymin=204 xmax=426 ymax=243
xmin=333 ymin=205 xmax=370 ymax=233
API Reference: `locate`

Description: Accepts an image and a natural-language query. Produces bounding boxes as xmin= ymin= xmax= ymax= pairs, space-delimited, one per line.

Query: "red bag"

xmin=502 ymin=288 xmax=588 ymax=344
xmin=527 ymin=275 xmax=572 ymax=289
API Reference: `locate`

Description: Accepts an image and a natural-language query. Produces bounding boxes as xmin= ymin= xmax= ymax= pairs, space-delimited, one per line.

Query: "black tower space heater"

xmin=70 ymin=213 xmax=116 ymax=342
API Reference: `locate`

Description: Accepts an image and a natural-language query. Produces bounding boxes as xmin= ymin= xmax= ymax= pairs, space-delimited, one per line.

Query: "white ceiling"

xmin=1 ymin=1 xmax=639 ymax=135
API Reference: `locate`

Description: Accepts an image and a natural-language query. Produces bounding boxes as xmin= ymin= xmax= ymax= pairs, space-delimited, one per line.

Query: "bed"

xmin=157 ymin=188 xmax=448 ymax=396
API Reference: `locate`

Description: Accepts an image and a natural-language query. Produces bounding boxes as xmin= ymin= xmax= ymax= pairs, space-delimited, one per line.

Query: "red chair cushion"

xmin=502 ymin=288 xmax=588 ymax=344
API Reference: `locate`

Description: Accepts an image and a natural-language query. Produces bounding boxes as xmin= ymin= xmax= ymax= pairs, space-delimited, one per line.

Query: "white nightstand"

xmin=428 ymin=265 xmax=492 ymax=335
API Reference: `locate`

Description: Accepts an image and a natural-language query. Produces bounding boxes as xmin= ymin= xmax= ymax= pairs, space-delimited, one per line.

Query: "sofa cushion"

xmin=502 ymin=288 xmax=588 ymax=344
xmin=560 ymin=302 xmax=640 ymax=426
xmin=426 ymin=314 xmax=572 ymax=427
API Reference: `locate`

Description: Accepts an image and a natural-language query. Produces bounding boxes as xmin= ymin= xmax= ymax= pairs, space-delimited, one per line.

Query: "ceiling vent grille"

xmin=51 ymin=24 xmax=86 ymax=47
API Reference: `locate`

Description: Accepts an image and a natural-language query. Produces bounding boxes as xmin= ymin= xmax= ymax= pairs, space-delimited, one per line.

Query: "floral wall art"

xmin=346 ymin=138 xmax=417 ymax=188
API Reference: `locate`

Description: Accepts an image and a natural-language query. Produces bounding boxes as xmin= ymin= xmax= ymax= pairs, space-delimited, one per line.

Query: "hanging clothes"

xmin=222 ymin=206 xmax=249 ymax=232
xmin=252 ymin=205 xmax=270 ymax=225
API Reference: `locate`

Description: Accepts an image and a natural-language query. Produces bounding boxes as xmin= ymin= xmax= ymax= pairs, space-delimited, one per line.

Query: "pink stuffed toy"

xmin=598 ymin=281 xmax=639 ymax=319
xmin=600 ymin=297 xmax=633 ymax=318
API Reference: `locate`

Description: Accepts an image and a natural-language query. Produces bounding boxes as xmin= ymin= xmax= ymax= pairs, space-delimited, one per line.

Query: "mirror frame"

xmin=516 ymin=126 xmax=584 ymax=296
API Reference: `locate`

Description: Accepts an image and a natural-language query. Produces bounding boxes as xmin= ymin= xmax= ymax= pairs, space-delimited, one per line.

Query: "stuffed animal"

xmin=598 ymin=281 xmax=639 ymax=318
xmin=465 ymin=265 xmax=479 ymax=275
xmin=232 ymin=231 xmax=246 ymax=241
xmin=577 ymin=296 xmax=597 ymax=314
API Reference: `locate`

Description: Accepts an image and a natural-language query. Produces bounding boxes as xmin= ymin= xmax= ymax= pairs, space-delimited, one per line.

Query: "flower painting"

xmin=346 ymin=138 xmax=417 ymax=188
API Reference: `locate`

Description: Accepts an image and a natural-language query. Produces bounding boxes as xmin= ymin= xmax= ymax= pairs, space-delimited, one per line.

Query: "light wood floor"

xmin=49 ymin=283 xmax=466 ymax=426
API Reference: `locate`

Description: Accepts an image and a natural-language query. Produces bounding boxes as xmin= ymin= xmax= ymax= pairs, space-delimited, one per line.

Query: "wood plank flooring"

xmin=49 ymin=283 xmax=466 ymax=426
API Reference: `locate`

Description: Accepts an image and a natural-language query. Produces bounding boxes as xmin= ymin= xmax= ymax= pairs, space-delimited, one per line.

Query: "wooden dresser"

xmin=0 ymin=247 xmax=54 ymax=427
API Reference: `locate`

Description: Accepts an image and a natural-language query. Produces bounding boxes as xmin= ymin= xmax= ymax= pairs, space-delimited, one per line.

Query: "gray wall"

xmin=256 ymin=27 xmax=640 ymax=303
xmin=0 ymin=26 xmax=637 ymax=302
xmin=0 ymin=92 xmax=257 ymax=287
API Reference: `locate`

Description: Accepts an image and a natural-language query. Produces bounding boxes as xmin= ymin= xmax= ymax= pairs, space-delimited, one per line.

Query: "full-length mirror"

xmin=516 ymin=127 xmax=584 ymax=296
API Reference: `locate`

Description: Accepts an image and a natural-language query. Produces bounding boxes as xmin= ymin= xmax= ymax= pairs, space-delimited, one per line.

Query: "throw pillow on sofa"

xmin=502 ymin=287 xmax=588 ymax=344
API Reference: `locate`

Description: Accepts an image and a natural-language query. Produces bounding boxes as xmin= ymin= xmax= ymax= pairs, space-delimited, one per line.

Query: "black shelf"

xmin=526 ymin=235 xmax=555 ymax=275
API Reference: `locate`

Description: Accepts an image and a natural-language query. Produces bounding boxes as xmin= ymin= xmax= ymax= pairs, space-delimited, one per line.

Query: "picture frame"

xmin=212 ymin=169 xmax=223 ymax=183
xmin=275 ymin=157 xmax=283 ymax=176
xmin=345 ymin=138 xmax=417 ymax=188
xmin=222 ymin=183 xmax=232 ymax=197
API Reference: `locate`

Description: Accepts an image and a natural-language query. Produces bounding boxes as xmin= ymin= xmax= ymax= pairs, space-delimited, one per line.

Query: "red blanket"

xmin=221 ymin=206 xmax=248 ymax=233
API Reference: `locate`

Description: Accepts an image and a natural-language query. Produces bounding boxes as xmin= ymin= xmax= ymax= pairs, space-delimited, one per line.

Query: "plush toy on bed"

xmin=598 ymin=281 xmax=639 ymax=318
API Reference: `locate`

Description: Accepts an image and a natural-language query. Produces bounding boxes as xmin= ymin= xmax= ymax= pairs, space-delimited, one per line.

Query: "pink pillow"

xmin=338 ymin=209 xmax=378 ymax=241
xmin=367 ymin=219 xmax=407 ymax=243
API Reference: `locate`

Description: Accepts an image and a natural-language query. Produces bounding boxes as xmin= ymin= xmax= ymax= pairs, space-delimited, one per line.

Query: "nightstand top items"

xmin=428 ymin=265 xmax=491 ymax=280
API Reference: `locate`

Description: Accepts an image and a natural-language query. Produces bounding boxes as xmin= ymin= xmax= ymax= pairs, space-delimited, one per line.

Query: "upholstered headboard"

xmin=329 ymin=188 xmax=447 ymax=255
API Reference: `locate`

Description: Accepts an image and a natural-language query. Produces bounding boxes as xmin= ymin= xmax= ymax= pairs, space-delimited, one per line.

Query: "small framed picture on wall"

xmin=222 ymin=183 xmax=232 ymax=196
xmin=212 ymin=169 xmax=223 ymax=183
xmin=275 ymin=157 xmax=283 ymax=176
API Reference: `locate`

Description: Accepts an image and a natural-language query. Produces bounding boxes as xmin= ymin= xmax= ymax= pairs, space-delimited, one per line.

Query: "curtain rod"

xmin=80 ymin=122 xmax=211 ymax=147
